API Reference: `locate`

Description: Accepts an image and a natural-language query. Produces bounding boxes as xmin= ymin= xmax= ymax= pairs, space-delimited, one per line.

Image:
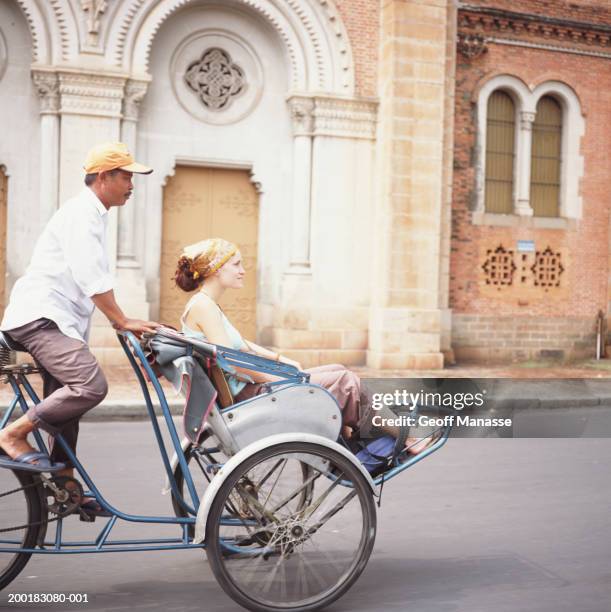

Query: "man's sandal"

xmin=0 ymin=451 xmax=66 ymax=473
xmin=71 ymin=498 xmax=112 ymax=519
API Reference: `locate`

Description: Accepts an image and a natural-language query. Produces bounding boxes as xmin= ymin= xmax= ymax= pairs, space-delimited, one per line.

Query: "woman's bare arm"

xmin=243 ymin=339 xmax=302 ymax=370
xmin=187 ymin=296 xmax=277 ymax=383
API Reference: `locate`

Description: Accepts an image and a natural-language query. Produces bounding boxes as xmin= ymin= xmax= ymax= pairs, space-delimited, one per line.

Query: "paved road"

xmin=2 ymin=420 xmax=611 ymax=612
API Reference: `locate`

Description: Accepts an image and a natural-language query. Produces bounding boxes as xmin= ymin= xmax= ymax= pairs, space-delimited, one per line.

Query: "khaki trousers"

xmin=6 ymin=318 xmax=108 ymax=467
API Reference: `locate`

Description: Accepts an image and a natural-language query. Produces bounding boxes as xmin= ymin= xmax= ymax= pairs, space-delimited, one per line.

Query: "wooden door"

xmin=160 ymin=166 xmax=259 ymax=340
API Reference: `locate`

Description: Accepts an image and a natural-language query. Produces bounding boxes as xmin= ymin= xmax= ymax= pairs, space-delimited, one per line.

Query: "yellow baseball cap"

xmin=83 ymin=142 xmax=153 ymax=175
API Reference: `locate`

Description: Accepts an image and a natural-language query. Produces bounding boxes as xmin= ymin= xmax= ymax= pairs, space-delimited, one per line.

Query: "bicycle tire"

xmin=205 ymin=441 xmax=376 ymax=612
xmin=172 ymin=438 xmax=315 ymax=536
xmin=0 ymin=469 xmax=45 ymax=591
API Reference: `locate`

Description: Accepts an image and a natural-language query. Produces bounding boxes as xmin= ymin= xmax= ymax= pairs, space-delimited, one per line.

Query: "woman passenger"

xmin=174 ymin=238 xmax=432 ymax=455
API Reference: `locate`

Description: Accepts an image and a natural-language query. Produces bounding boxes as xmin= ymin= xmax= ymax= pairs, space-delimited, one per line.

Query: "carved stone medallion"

xmin=170 ymin=30 xmax=263 ymax=125
xmin=184 ymin=48 xmax=245 ymax=111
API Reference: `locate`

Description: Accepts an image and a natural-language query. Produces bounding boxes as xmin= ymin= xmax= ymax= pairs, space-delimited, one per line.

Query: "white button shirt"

xmin=1 ymin=188 xmax=113 ymax=342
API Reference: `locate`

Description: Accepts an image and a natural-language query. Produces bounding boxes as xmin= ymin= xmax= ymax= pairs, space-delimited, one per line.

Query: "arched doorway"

xmin=160 ymin=165 xmax=259 ymax=339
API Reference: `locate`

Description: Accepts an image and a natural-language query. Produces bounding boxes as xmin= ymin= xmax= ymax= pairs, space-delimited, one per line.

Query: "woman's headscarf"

xmin=179 ymin=238 xmax=238 ymax=280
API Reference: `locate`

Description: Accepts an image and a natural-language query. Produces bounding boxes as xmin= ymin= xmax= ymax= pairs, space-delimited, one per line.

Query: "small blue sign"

xmin=517 ymin=240 xmax=535 ymax=252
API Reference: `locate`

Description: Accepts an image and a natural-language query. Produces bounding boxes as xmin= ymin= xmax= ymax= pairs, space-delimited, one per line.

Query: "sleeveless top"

xmin=181 ymin=292 xmax=249 ymax=397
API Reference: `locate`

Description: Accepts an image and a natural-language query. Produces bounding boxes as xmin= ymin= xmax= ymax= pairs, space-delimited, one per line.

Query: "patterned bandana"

xmin=182 ymin=238 xmax=238 ymax=279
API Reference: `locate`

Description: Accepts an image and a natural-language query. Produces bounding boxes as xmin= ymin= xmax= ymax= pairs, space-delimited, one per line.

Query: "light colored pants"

xmin=234 ymin=363 xmax=380 ymax=436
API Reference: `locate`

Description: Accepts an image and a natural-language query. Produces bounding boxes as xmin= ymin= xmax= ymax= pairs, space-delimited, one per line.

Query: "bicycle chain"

xmin=0 ymin=476 xmax=80 ymax=534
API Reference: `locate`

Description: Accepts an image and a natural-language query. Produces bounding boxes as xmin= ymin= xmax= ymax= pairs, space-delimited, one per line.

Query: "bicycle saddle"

xmin=0 ymin=331 xmax=27 ymax=353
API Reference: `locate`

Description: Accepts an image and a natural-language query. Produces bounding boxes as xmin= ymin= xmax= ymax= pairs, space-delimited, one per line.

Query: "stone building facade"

xmin=0 ymin=0 xmax=608 ymax=367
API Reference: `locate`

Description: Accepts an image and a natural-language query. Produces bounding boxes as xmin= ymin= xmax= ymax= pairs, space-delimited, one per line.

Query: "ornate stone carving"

xmin=457 ymin=33 xmax=488 ymax=59
xmin=58 ymin=71 xmax=126 ymax=118
xmin=14 ymin=0 xmax=43 ymax=63
xmin=121 ymin=0 xmax=355 ymax=93
xmin=111 ymin=0 xmax=146 ymax=67
xmin=122 ymin=79 xmax=149 ymax=121
xmin=288 ymin=96 xmax=315 ymax=135
xmin=288 ymin=95 xmax=377 ymax=139
xmin=184 ymin=48 xmax=246 ymax=111
xmin=32 ymin=70 xmax=60 ymax=114
xmin=312 ymin=97 xmax=378 ymax=140
xmin=49 ymin=0 xmax=75 ymax=62
xmin=81 ymin=0 xmax=108 ymax=46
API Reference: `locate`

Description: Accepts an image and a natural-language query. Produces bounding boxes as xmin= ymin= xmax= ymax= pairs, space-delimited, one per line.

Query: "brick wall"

xmin=451 ymin=3 xmax=611 ymax=361
xmin=334 ymin=0 xmax=379 ymax=97
xmin=453 ymin=314 xmax=596 ymax=362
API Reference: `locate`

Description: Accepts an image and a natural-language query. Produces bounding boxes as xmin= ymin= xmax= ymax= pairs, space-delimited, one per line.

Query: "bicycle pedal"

xmin=78 ymin=510 xmax=96 ymax=523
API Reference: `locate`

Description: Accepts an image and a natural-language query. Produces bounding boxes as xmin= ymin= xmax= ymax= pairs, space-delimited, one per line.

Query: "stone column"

xmin=368 ymin=0 xmax=454 ymax=370
xmin=118 ymin=79 xmax=149 ymax=268
xmin=32 ymin=70 xmax=60 ymax=231
xmin=286 ymin=95 xmax=315 ymax=274
xmin=114 ymin=78 xmax=151 ymax=323
xmin=515 ymin=110 xmax=535 ymax=216
xmin=439 ymin=1 xmax=458 ymax=364
xmin=272 ymin=95 xmax=377 ymax=368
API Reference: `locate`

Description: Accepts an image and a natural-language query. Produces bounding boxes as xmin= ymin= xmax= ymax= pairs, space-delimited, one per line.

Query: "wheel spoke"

xmin=0 ymin=469 xmax=42 ymax=590
xmin=206 ymin=442 xmax=376 ymax=611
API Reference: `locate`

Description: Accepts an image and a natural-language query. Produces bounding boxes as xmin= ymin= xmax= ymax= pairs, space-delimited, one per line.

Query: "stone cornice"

xmin=459 ymin=4 xmax=611 ymax=51
xmin=31 ymin=68 xmax=135 ymax=118
xmin=287 ymin=94 xmax=378 ymax=140
xmin=58 ymin=71 xmax=126 ymax=117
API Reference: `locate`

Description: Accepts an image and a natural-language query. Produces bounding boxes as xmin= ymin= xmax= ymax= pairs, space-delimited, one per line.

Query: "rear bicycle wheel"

xmin=205 ymin=441 xmax=376 ymax=612
xmin=0 ymin=468 xmax=45 ymax=591
xmin=173 ymin=437 xmax=315 ymax=534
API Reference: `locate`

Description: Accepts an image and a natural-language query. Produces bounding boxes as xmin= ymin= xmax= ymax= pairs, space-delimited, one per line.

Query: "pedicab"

xmin=0 ymin=326 xmax=451 ymax=611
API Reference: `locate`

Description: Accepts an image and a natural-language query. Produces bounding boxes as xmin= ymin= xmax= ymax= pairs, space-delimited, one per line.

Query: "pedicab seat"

xmin=0 ymin=331 xmax=27 ymax=354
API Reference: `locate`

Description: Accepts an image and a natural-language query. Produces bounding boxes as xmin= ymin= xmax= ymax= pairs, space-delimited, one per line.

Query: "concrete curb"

xmin=81 ymin=400 xmax=185 ymax=420
xmin=3 ymin=379 xmax=611 ymax=421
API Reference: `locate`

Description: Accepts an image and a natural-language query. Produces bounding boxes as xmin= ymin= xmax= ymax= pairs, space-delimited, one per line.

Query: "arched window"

xmin=484 ymin=90 xmax=515 ymax=214
xmin=530 ymin=96 xmax=562 ymax=217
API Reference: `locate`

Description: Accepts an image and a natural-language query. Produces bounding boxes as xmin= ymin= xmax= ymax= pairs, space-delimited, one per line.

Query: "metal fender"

xmin=193 ymin=432 xmax=377 ymax=544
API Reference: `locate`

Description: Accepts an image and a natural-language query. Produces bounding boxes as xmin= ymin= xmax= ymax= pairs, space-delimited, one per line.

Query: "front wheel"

xmin=0 ymin=469 xmax=45 ymax=591
xmin=205 ymin=441 xmax=377 ymax=612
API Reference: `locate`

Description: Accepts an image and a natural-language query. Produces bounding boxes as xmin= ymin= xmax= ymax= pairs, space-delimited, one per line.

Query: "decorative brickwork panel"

xmin=482 ymin=245 xmax=516 ymax=288
xmin=531 ymin=246 xmax=564 ymax=290
xmin=479 ymin=242 xmax=568 ymax=302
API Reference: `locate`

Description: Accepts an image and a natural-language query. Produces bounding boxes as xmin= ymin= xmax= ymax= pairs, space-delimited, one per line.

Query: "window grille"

xmin=485 ymin=90 xmax=515 ymax=214
xmin=530 ymin=96 xmax=562 ymax=217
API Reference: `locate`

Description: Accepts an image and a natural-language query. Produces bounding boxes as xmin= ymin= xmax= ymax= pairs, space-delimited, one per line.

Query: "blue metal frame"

xmin=0 ymin=331 xmax=322 ymax=556
xmin=1 ymin=329 xmax=451 ymax=558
